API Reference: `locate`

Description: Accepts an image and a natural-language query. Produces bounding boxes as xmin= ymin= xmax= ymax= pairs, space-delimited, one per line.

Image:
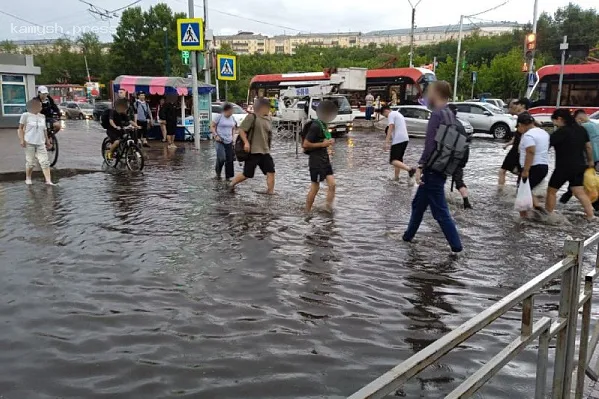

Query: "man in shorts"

xmin=303 ymin=100 xmax=339 ymax=212
xmin=159 ymin=94 xmax=178 ymax=149
xmin=230 ymin=98 xmax=275 ymax=194
xmin=517 ymin=112 xmax=550 ymax=217
xmin=380 ymin=105 xmax=417 ymax=180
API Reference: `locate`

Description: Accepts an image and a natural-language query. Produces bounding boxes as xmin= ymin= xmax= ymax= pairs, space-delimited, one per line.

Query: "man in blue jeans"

xmin=402 ymin=81 xmax=463 ymax=254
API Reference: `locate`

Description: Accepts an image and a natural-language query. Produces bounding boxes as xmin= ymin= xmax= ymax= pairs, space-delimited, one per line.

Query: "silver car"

xmin=62 ymin=101 xmax=94 ymax=119
xmin=390 ymin=105 xmax=474 ymax=137
xmin=451 ymin=102 xmax=516 ymax=140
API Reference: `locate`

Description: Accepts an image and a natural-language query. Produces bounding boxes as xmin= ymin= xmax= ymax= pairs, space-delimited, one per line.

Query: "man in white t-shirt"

xmin=381 ymin=105 xmax=416 ymax=180
xmin=517 ymin=112 xmax=549 ymax=216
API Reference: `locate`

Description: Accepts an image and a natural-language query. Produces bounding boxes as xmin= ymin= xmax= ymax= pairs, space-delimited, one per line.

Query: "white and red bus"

xmin=529 ymin=63 xmax=599 ymax=119
xmin=37 ymin=84 xmax=88 ymax=103
xmin=248 ymin=67 xmax=436 ymax=109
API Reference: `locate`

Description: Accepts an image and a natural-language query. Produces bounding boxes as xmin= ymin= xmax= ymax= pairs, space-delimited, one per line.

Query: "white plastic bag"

xmin=515 ymin=179 xmax=534 ymax=212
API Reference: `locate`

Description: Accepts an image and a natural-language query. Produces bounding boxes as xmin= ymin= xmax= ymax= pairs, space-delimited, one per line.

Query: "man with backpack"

xmin=302 ymin=100 xmax=339 ymax=212
xmin=402 ymin=81 xmax=464 ymax=255
xmin=133 ymin=92 xmax=152 ymax=148
xmin=230 ymin=98 xmax=275 ymax=194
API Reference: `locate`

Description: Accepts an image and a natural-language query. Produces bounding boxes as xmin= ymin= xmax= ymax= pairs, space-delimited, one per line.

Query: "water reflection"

xmin=0 ymin=130 xmax=591 ymax=399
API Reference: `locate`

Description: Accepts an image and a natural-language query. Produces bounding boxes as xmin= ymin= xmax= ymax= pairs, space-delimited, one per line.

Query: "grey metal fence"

xmin=348 ymin=233 xmax=599 ymax=399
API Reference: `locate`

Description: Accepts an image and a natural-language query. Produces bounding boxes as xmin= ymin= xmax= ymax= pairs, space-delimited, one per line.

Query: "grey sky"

xmin=1 ymin=0 xmax=597 ymax=41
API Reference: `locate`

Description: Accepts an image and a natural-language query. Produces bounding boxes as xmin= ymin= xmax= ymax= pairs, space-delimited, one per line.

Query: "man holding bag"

xmin=516 ymin=112 xmax=550 ymax=218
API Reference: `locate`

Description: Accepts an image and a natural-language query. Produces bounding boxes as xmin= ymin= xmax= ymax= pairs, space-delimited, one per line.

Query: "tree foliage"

xmin=1 ymin=2 xmax=596 ymax=102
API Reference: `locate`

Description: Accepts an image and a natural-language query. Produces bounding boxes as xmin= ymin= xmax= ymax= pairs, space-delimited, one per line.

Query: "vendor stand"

xmin=112 ymin=75 xmax=214 ymax=141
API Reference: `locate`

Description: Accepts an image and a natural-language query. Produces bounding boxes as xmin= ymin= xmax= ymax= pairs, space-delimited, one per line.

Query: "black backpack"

xmin=100 ymin=109 xmax=112 ymax=129
xmin=426 ymin=108 xmax=470 ymax=176
xmin=300 ymin=120 xmax=316 ymax=154
xmin=234 ymin=114 xmax=257 ymax=162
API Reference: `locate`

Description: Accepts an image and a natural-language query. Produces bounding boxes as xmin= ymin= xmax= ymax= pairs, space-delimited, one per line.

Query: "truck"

xmin=277 ymin=68 xmax=367 ymax=138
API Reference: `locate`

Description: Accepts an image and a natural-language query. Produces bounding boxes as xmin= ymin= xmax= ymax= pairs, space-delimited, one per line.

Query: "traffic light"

xmin=524 ymin=33 xmax=536 ymax=59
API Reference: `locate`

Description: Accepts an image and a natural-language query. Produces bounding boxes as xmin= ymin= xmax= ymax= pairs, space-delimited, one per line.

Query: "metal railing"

xmin=349 ymin=233 xmax=599 ymax=399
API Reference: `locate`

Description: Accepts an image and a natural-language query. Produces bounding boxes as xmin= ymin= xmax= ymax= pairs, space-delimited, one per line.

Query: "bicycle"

xmin=101 ymin=126 xmax=145 ymax=172
xmin=46 ymin=118 xmax=59 ymax=167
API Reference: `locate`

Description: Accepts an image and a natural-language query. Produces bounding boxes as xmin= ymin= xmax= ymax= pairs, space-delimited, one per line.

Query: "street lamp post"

xmin=407 ymin=0 xmax=423 ymax=68
xmin=163 ymin=27 xmax=170 ymax=76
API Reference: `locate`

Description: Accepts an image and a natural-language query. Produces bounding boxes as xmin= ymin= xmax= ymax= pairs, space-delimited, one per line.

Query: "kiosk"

xmin=112 ymin=75 xmax=214 ymax=141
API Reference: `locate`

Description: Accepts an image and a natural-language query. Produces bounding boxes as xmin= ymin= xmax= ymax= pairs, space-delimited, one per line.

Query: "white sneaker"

xmin=25 ymin=179 xmax=32 ymax=185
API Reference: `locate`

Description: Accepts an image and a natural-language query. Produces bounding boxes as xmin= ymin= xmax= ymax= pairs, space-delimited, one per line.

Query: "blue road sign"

xmin=527 ymin=72 xmax=537 ymax=87
xmin=217 ymin=54 xmax=237 ymax=81
xmin=177 ymin=18 xmax=204 ymax=51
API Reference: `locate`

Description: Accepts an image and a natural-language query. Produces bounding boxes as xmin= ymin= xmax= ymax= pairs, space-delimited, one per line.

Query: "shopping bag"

xmin=584 ymin=168 xmax=599 ymax=203
xmin=515 ymin=179 xmax=534 ymax=212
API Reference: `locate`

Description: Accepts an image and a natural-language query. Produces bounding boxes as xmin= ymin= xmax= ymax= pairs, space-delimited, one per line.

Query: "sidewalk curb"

xmin=0 ymin=168 xmax=99 ymax=182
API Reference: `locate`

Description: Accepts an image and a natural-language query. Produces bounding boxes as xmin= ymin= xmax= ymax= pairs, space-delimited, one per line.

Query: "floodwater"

xmin=0 ymin=121 xmax=596 ymax=398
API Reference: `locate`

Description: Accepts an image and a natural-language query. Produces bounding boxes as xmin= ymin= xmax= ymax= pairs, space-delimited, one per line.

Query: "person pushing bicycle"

xmin=105 ymin=98 xmax=139 ymax=160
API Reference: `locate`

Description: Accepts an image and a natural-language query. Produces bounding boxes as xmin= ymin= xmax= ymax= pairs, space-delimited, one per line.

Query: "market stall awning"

xmin=113 ymin=75 xmax=215 ymax=96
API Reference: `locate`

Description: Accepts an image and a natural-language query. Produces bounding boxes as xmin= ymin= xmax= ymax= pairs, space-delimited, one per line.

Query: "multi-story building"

xmin=213 ymin=22 xmax=521 ymax=55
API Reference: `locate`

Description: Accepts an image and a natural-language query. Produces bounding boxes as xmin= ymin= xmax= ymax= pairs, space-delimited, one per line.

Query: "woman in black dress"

xmin=498 ymin=99 xmax=531 ymax=186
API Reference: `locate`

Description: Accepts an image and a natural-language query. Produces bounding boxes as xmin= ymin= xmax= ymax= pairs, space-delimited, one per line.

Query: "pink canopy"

xmin=113 ymin=75 xmax=214 ymax=96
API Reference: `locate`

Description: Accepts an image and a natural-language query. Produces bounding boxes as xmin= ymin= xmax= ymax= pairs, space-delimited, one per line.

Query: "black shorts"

xmin=243 ymin=154 xmax=275 ymax=178
xmin=519 ymin=164 xmax=549 ymax=190
xmin=310 ymin=165 xmax=334 ymax=183
xmin=137 ymin=120 xmax=148 ymax=138
xmin=452 ymin=167 xmax=466 ymax=190
xmin=166 ymin=124 xmax=176 ymax=136
xmin=549 ymin=167 xmax=585 ymax=190
xmin=390 ymin=141 xmax=408 ymax=164
xmin=106 ymin=129 xmax=123 ymax=142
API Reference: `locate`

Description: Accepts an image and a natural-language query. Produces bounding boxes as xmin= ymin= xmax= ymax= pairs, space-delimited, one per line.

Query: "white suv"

xmin=452 ymin=102 xmax=516 ymax=140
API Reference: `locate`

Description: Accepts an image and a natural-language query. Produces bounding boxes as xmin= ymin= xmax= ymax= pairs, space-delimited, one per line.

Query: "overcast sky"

xmin=1 ymin=0 xmax=597 ymax=41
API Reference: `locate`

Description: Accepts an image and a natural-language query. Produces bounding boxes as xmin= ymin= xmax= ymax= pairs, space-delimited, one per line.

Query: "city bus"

xmin=248 ymin=67 xmax=436 ymax=109
xmin=528 ymin=63 xmax=599 ymax=121
xmin=37 ymin=84 xmax=88 ymax=103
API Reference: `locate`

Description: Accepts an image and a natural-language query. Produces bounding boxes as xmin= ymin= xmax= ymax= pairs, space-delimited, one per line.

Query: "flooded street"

xmin=0 ymin=121 xmax=595 ymax=398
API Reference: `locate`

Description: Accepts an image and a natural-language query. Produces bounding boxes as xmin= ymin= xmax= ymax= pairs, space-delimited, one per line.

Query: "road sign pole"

xmin=525 ymin=0 xmax=539 ymax=97
xmin=214 ymin=64 xmax=220 ymax=101
xmin=556 ymin=36 xmax=568 ymax=108
xmin=187 ymin=1 xmax=201 ymax=150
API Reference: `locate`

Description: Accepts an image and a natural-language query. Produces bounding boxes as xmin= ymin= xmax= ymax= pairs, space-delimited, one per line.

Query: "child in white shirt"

xmin=17 ymin=98 xmax=54 ymax=185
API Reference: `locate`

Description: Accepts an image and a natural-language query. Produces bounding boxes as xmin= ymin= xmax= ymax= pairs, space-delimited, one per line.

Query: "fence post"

xmin=562 ymin=239 xmax=584 ymax=397
xmin=576 ymin=274 xmax=594 ymax=398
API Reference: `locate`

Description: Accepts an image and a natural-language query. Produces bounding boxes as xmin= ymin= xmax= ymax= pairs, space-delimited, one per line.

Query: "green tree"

xmin=0 ymin=40 xmax=18 ymax=53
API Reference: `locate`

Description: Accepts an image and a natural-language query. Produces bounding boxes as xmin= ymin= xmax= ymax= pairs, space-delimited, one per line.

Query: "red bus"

xmin=529 ymin=63 xmax=599 ymax=118
xmin=37 ymin=84 xmax=88 ymax=103
xmin=248 ymin=67 xmax=436 ymax=109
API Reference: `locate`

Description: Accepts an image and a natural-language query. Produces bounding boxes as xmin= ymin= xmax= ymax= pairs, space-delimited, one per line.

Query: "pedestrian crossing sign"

xmin=177 ymin=18 xmax=204 ymax=51
xmin=217 ymin=54 xmax=237 ymax=81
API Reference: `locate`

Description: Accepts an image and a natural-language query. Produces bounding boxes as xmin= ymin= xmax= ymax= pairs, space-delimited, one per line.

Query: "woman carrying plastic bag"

xmin=515 ymin=178 xmax=534 ymax=217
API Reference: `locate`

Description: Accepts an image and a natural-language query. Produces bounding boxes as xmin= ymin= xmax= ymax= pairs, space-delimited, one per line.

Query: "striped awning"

xmin=113 ymin=75 xmax=214 ymax=96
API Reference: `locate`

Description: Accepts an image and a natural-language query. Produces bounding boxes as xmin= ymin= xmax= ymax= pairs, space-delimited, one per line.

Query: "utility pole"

xmin=83 ymin=54 xmax=91 ymax=83
xmin=203 ymin=0 xmax=212 ymax=91
xmin=525 ymin=0 xmax=539 ymax=97
xmin=453 ymin=15 xmax=464 ymax=102
xmin=556 ymin=36 xmax=568 ymax=108
xmin=407 ymin=0 xmax=422 ymax=68
xmin=163 ymin=27 xmax=170 ymax=75
xmin=188 ymin=0 xmax=200 ymax=150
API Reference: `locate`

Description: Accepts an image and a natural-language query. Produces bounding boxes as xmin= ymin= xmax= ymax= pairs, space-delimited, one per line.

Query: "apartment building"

xmin=213 ymin=22 xmax=521 ymax=55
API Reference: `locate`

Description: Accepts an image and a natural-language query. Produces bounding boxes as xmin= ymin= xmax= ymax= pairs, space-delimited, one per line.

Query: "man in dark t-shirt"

xmin=303 ymin=100 xmax=338 ymax=213
xmin=159 ymin=95 xmax=179 ymax=149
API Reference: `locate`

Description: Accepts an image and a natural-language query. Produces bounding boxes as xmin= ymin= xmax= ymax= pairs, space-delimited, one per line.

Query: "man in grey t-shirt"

xmin=365 ymin=92 xmax=375 ymax=121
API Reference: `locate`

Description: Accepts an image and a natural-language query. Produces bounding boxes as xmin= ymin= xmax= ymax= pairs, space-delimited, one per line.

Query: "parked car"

xmin=467 ymin=98 xmax=507 ymax=110
xmin=390 ymin=105 xmax=474 ymax=137
xmin=451 ymin=102 xmax=516 ymax=139
xmin=93 ymin=101 xmax=112 ymax=121
xmin=211 ymin=102 xmax=247 ymax=125
xmin=62 ymin=101 xmax=94 ymax=119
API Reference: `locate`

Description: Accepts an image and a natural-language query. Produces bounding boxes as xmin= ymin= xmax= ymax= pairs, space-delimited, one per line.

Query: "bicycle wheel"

xmin=102 ymin=137 xmax=118 ymax=168
xmin=47 ymin=133 xmax=59 ymax=167
xmin=125 ymin=145 xmax=144 ymax=172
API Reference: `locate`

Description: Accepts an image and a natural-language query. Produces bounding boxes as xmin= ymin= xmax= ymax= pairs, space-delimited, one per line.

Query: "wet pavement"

xmin=0 ymin=120 xmax=597 ymax=398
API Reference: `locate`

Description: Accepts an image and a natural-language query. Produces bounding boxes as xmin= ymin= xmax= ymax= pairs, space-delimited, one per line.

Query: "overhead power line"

xmin=0 ymin=9 xmax=43 ymax=28
xmin=172 ymin=0 xmax=303 ymax=33
xmin=79 ymin=0 xmax=142 ymax=21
